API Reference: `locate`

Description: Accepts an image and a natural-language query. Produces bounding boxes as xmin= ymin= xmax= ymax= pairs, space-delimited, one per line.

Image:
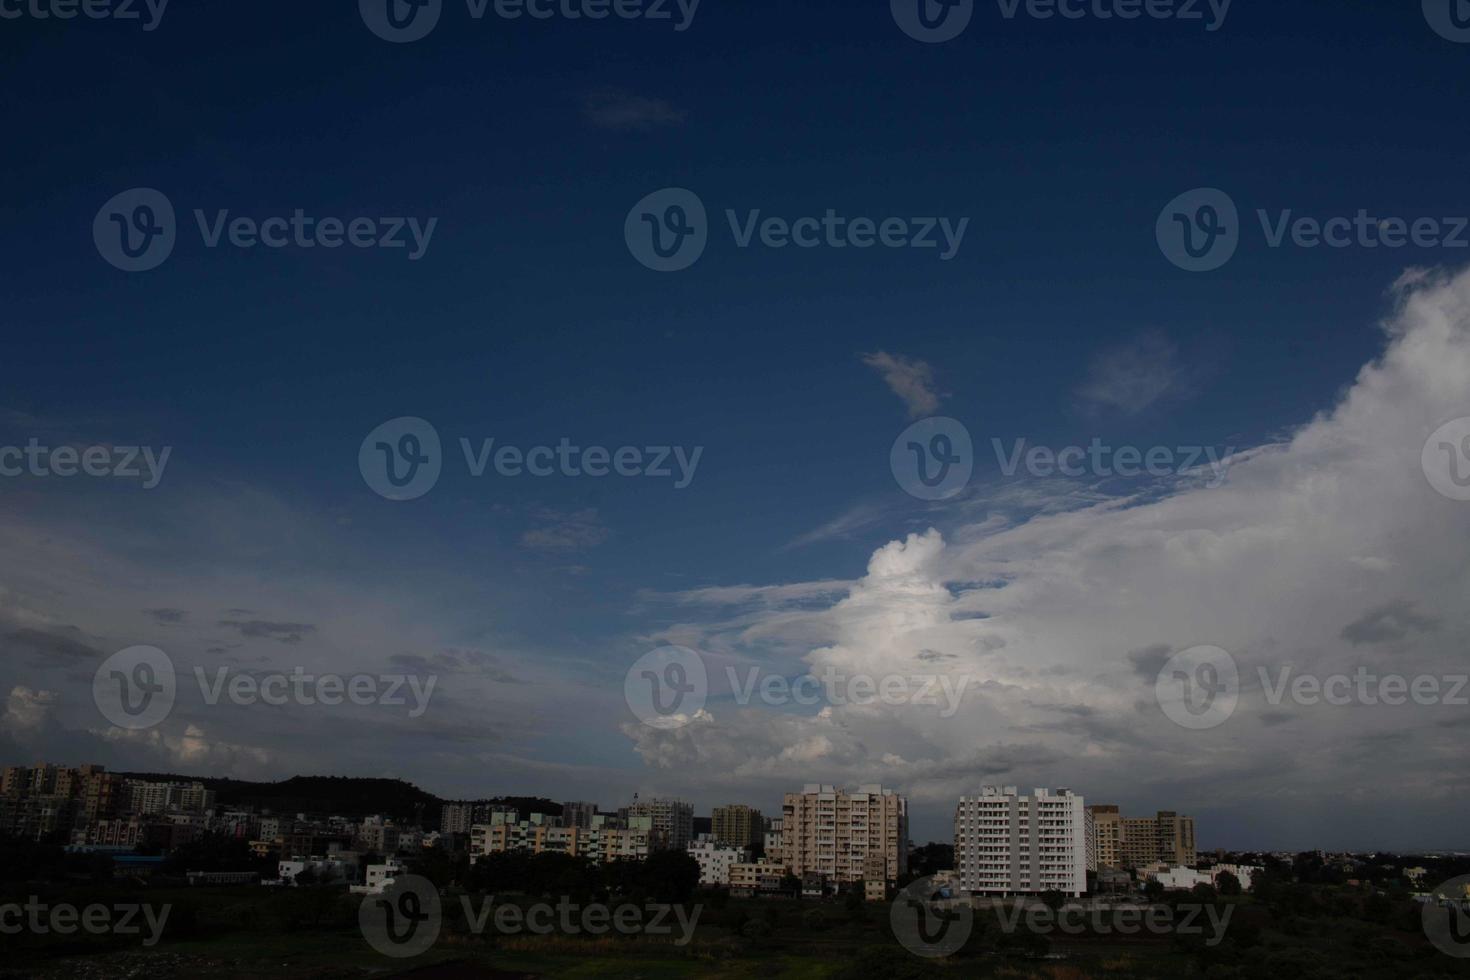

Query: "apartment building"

xmin=0 ymin=765 xmax=131 ymax=839
xmin=469 ymin=814 xmax=662 ymax=865
xmin=780 ymin=784 xmax=908 ymax=884
xmin=1120 ymin=811 xmax=1197 ymax=868
xmin=358 ymin=816 xmax=402 ymax=854
xmin=125 ymin=779 xmax=216 ymax=816
xmin=1087 ymin=805 xmax=1121 ymax=869
xmin=689 ymin=837 xmax=750 ymax=885
xmin=711 ymin=804 xmax=764 ymax=849
xmin=729 ymin=858 xmax=785 ymax=896
xmin=626 ymin=797 xmax=694 ymax=850
xmin=560 ymin=801 xmax=599 ymax=830
xmin=440 ymin=800 xmax=516 ymax=834
xmin=954 ymin=786 xmax=1089 ymax=897
xmin=764 ymin=817 xmax=783 ymax=857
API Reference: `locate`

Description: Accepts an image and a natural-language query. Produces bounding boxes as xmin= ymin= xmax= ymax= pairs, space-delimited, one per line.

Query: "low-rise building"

xmin=689 ymin=837 xmax=749 ymax=886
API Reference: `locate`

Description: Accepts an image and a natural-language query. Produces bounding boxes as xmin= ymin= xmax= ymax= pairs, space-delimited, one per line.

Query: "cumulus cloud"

xmin=101 ymin=723 xmax=273 ymax=773
xmin=862 ymin=351 xmax=941 ymax=418
xmin=627 ymin=266 xmax=1470 ymax=846
xmin=2 ymin=686 xmax=56 ymax=734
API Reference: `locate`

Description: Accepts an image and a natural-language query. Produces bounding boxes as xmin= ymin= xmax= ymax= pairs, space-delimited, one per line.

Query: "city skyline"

xmin=3 ymin=0 xmax=1470 ymax=860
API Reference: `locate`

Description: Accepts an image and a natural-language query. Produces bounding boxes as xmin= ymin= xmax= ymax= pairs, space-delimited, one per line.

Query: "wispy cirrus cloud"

xmin=861 ymin=351 xmax=941 ymax=418
xmin=520 ymin=507 xmax=610 ymax=552
xmin=1076 ymin=330 xmax=1184 ymax=415
xmin=583 ymin=89 xmax=687 ymax=131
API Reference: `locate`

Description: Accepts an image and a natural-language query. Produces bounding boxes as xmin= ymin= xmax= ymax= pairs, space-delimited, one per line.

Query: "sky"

xmin=2 ymin=0 xmax=1470 ymax=849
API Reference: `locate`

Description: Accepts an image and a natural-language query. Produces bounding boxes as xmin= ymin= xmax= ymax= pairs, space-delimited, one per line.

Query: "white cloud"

xmin=1076 ymin=330 xmax=1184 ymax=415
xmin=862 ymin=351 xmax=941 ymax=418
xmin=628 ymin=266 xmax=1470 ymax=847
xmin=2 ymin=686 xmax=56 ymax=733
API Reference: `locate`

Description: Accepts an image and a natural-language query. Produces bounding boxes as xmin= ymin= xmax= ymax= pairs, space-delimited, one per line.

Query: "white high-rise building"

xmin=954 ymin=786 xmax=1089 ymax=897
xmin=689 ymin=837 xmax=750 ymax=885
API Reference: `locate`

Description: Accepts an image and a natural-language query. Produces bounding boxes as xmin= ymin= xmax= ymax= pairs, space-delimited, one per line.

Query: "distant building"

xmin=954 ymin=786 xmax=1089 ymax=897
xmin=470 ymin=813 xmax=663 ymax=865
xmin=1086 ymin=805 xmax=1121 ymax=869
xmin=357 ymin=861 xmax=403 ymax=894
xmin=730 ymin=858 xmax=785 ymax=896
xmin=763 ymin=817 xmax=783 ymax=857
xmin=711 ymin=804 xmax=764 ymax=849
xmin=690 ymin=837 xmax=749 ymax=885
xmin=1120 ymin=811 xmax=1197 ymax=868
xmin=626 ymin=797 xmax=694 ymax=850
xmin=781 ymin=784 xmax=907 ymax=884
xmin=561 ymin=801 xmax=599 ymax=830
xmin=441 ymin=801 xmax=516 ymax=835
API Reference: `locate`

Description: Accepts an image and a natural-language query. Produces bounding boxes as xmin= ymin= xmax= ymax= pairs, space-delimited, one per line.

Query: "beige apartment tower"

xmin=711 ymin=804 xmax=764 ymax=849
xmin=1086 ymin=805 xmax=1122 ymax=869
xmin=781 ymin=784 xmax=907 ymax=884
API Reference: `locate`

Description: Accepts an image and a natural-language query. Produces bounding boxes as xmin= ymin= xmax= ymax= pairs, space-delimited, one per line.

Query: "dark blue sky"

xmin=4 ymin=0 xmax=1470 ymax=846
